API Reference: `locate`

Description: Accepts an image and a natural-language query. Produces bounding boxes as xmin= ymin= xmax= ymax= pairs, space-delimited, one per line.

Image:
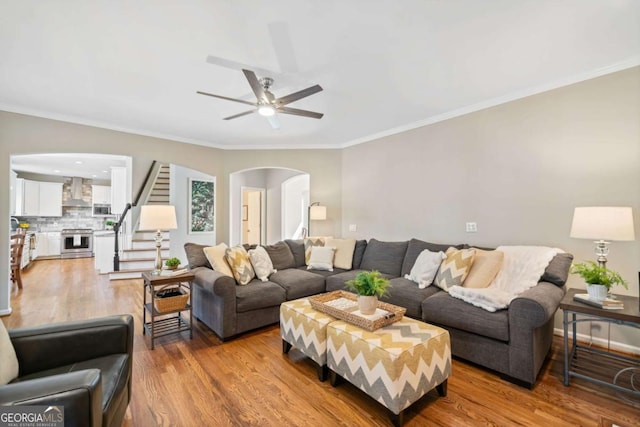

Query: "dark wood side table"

xmin=561 ymin=289 xmax=640 ymax=403
xmin=142 ymin=271 xmax=195 ymax=349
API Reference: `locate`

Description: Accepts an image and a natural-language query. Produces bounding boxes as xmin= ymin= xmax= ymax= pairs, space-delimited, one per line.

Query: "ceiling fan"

xmin=197 ymin=69 xmax=323 ymax=129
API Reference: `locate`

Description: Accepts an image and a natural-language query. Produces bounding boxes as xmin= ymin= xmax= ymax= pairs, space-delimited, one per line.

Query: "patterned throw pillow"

xmin=463 ymin=249 xmax=504 ymax=289
xmin=248 ymin=246 xmax=277 ymax=282
xmin=434 ymin=247 xmax=476 ymax=292
xmin=304 ymin=237 xmax=325 ymax=265
xmin=224 ymin=245 xmax=255 ymax=285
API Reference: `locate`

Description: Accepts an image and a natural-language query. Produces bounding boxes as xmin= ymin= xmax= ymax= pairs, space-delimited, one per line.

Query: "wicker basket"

xmin=154 ymin=287 xmax=189 ymax=313
xmin=309 ymin=290 xmax=406 ymax=331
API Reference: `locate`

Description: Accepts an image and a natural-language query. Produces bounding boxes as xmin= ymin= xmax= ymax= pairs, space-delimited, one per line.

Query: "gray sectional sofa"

xmin=184 ymin=238 xmax=572 ymax=387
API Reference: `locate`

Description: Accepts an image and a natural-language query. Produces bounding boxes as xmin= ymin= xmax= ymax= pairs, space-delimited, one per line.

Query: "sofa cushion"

xmin=0 ymin=320 xmax=19 ymax=385
xmin=324 ymin=238 xmax=357 ymax=269
xmin=541 ymin=253 xmax=574 ymax=286
xmin=421 ymin=292 xmax=509 ymax=342
xmin=404 ymin=249 xmax=446 ymax=289
xmin=225 ymin=245 xmax=255 ymax=285
xmin=325 ymin=270 xmax=395 ymax=292
xmin=401 ymin=238 xmax=460 ymax=277
xmin=203 ymin=243 xmax=233 ymax=277
xmin=381 ymin=277 xmax=441 ymax=319
xmin=301 ymin=266 xmax=349 ymax=277
xmin=285 ymin=239 xmax=306 ymax=267
xmin=307 ymin=246 xmax=336 ymax=271
xmin=248 ymin=246 xmax=277 ymax=282
xmin=463 ymin=249 xmax=504 ymax=289
xmin=352 ymin=240 xmax=367 ymax=270
xmin=359 ymin=239 xmax=408 ymax=277
xmin=270 ymin=269 xmax=326 ymax=300
xmin=263 ymin=241 xmax=296 ymax=270
xmin=236 ymin=280 xmax=287 ymax=312
xmin=184 ymin=243 xmax=212 ymax=269
xmin=433 ymin=248 xmax=476 ymax=291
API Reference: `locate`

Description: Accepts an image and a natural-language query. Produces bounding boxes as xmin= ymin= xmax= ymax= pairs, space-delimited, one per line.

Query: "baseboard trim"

xmin=553 ymin=327 xmax=640 ymax=356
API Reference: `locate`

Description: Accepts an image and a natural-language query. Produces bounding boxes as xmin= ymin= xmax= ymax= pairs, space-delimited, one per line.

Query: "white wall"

xmin=341 ymin=67 xmax=640 ymax=351
xmin=265 ymin=169 xmax=305 ymax=242
xmin=282 ymin=174 xmax=310 ymax=240
xmin=169 ymin=164 xmax=217 ymax=260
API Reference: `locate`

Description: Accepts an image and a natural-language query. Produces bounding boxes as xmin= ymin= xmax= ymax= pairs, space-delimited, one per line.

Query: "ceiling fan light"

xmin=258 ymin=104 xmax=275 ymax=117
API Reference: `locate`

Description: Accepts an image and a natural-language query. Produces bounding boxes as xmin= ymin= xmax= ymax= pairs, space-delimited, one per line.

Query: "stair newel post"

xmin=113 ymin=203 xmax=132 ymax=272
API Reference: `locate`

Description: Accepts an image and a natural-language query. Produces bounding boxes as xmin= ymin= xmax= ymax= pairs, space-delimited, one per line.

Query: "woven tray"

xmin=154 ymin=288 xmax=189 ymax=313
xmin=309 ymin=291 xmax=405 ymax=331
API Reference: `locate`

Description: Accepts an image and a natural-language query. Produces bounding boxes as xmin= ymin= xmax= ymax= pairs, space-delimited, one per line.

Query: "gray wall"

xmin=341 ymin=66 xmax=640 ymax=350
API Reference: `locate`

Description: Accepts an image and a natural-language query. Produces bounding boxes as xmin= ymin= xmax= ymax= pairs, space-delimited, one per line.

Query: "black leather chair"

xmin=0 ymin=315 xmax=133 ymax=427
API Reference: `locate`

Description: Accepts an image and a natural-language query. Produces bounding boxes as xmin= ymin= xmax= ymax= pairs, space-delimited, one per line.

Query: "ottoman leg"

xmin=317 ymin=364 xmax=328 ymax=382
xmin=282 ymin=339 xmax=292 ymax=354
xmin=436 ymin=379 xmax=448 ymax=397
xmin=390 ymin=410 xmax=404 ymax=427
xmin=329 ymin=369 xmax=341 ymax=387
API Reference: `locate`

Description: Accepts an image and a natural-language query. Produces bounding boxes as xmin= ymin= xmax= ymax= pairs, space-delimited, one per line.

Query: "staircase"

xmin=108 ymin=163 xmax=172 ymax=280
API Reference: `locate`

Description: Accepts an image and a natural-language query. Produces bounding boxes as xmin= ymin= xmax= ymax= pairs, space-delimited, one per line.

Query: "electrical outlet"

xmin=349 ymin=224 xmax=357 ymax=232
xmin=465 ymin=222 xmax=477 ymax=232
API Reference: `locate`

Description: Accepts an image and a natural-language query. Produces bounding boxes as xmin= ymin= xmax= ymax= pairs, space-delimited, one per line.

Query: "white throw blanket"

xmin=448 ymin=246 xmax=561 ymax=312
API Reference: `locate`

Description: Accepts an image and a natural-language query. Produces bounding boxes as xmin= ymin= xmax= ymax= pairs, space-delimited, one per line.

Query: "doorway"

xmin=241 ymin=187 xmax=266 ymax=245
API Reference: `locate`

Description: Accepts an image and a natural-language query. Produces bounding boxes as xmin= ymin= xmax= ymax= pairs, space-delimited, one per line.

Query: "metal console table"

xmin=561 ymin=289 xmax=640 ymax=403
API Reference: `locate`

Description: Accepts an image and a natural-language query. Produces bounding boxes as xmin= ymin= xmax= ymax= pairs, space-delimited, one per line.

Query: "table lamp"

xmin=570 ymin=206 xmax=635 ymax=267
xmin=139 ymin=205 xmax=178 ymax=274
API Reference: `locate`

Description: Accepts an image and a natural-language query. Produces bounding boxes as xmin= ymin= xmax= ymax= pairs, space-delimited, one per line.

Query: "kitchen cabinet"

xmin=19 ymin=180 xmax=63 ymax=217
xmin=92 ymin=185 xmax=111 ymax=205
xmin=39 ymin=182 xmax=63 ymax=217
xmin=14 ymin=178 xmax=24 ymax=216
xmin=23 ymin=179 xmax=40 ymax=216
xmin=35 ymin=232 xmax=61 ymax=258
xmin=111 ymin=167 xmax=127 ymax=215
xmin=10 ymin=171 xmax=17 ymax=215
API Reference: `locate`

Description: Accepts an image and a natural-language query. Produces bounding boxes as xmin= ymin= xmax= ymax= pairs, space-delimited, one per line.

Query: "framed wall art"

xmin=188 ymin=178 xmax=215 ymax=234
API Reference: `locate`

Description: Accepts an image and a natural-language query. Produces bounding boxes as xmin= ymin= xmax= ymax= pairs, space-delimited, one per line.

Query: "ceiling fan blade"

xmin=242 ymin=69 xmax=268 ymax=103
xmin=278 ymin=106 xmax=323 ymax=119
xmin=275 ymin=85 xmax=323 ymax=106
xmin=267 ymin=114 xmax=281 ymax=129
xmin=197 ymin=91 xmax=257 ymax=107
xmin=224 ymin=110 xmax=256 ymax=120
xmin=267 ymin=22 xmax=299 ymax=73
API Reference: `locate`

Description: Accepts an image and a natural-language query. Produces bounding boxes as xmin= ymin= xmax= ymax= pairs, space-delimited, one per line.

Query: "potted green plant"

xmin=164 ymin=257 xmax=181 ymax=270
xmin=345 ymin=270 xmax=390 ymax=315
xmin=570 ymin=261 xmax=628 ymax=300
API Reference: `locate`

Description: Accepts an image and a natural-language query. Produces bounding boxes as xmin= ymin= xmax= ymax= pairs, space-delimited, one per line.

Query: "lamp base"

xmin=152 ymin=229 xmax=163 ymax=275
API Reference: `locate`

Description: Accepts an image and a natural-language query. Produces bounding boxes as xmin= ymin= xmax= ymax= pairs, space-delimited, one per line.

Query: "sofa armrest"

xmin=192 ymin=267 xmax=237 ymax=298
xmin=10 ymin=315 xmax=133 ymax=377
xmin=509 ymin=282 xmax=566 ymax=329
xmin=0 ymin=369 xmax=102 ymax=427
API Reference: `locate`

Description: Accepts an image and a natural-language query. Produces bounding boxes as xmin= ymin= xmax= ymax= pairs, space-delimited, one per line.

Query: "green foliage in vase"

xmin=165 ymin=257 xmax=181 ymax=268
xmin=345 ymin=270 xmax=390 ymax=297
xmin=570 ymin=261 xmax=628 ymax=290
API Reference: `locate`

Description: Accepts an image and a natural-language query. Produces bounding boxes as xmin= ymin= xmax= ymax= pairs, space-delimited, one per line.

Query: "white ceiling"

xmin=1 ymin=1 xmax=639 ymax=150
xmin=11 ymin=153 xmax=128 ymax=180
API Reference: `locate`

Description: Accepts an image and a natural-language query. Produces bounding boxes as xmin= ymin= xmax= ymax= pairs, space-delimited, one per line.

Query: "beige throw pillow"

xmin=324 ymin=238 xmax=356 ymax=270
xmin=0 ymin=320 xmax=19 ymax=385
xmin=225 ymin=245 xmax=256 ymax=285
xmin=248 ymin=246 xmax=277 ymax=282
xmin=434 ymin=247 xmax=476 ymax=292
xmin=203 ymin=243 xmax=233 ymax=277
xmin=306 ymin=246 xmax=336 ymax=271
xmin=304 ymin=237 xmax=325 ymax=265
xmin=463 ymin=249 xmax=504 ymax=289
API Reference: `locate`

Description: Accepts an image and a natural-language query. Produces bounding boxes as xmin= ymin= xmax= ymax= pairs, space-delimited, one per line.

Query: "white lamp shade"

xmin=309 ymin=205 xmax=327 ymax=221
xmin=570 ymin=206 xmax=635 ymax=241
xmin=139 ymin=205 xmax=178 ymax=230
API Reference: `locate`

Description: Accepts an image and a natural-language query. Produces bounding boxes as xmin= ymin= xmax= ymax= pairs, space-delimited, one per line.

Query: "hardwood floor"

xmin=3 ymin=258 xmax=640 ymax=426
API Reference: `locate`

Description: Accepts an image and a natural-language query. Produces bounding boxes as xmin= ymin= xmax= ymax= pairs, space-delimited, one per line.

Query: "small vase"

xmin=357 ymin=295 xmax=378 ymax=315
xmin=586 ymin=284 xmax=608 ymax=301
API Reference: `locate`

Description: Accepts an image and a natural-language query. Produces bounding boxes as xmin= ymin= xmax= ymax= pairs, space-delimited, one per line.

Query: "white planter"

xmin=357 ymin=295 xmax=378 ymax=315
xmin=586 ymin=284 xmax=608 ymax=301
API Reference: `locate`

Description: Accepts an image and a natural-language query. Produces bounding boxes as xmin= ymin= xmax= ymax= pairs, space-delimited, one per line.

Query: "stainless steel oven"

xmin=60 ymin=229 xmax=94 ymax=258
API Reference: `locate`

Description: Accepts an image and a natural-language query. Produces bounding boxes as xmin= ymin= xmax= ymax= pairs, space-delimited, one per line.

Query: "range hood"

xmin=63 ymin=177 xmax=90 ymax=207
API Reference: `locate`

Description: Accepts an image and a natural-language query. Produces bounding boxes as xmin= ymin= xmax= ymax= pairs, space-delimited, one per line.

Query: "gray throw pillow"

xmin=264 ymin=241 xmax=296 ymax=270
xmin=285 ymin=239 xmax=306 ymax=267
xmin=540 ymin=253 xmax=574 ymax=286
xmin=352 ymin=240 xmax=367 ymax=270
xmin=184 ymin=243 xmax=212 ymax=269
xmin=360 ymin=239 xmax=409 ymax=277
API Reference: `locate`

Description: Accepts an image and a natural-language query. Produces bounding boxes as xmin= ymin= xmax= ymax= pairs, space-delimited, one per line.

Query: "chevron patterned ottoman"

xmin=280 ymin=298 xmax=336 ymax=381
xmin=327 ymin=317 xmax=451 ymax=427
